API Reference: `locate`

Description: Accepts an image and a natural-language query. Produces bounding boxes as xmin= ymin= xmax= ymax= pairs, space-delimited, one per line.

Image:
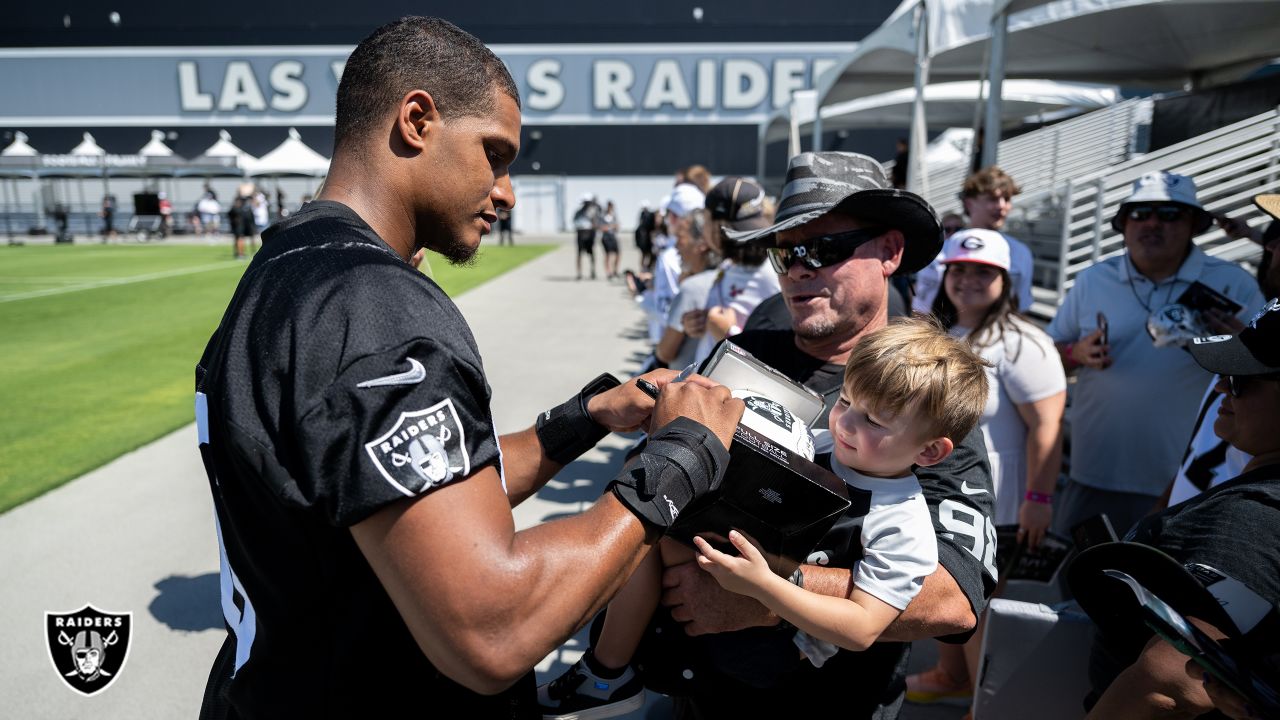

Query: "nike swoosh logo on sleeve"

xmin=960 ymin=480 xmax=989 ymax=496
xmin=357 ymin=358 xmax=426 ymax=388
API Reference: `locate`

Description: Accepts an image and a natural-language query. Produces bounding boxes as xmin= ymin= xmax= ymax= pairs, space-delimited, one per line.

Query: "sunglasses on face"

xmin=1223 ymin=374 xmax=1280 ymax=398
xmin=942 ymin=224 xmax=964 ymax=235
xmin=768 ymin=227 xmax=888 ymax=274
xmin=1127 ymin=205 xmax=1188 ymax=223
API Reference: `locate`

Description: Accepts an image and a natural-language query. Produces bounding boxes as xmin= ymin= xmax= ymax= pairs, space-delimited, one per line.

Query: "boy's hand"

xmin=693 ymin=530 xmax=772 ymax=598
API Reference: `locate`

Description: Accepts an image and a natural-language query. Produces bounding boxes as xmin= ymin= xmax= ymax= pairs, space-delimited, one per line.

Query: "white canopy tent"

xmin=1 ymin=131 xmax=38 ymax=157
xmin=138 ymin=130 xmax=174 ymax=157
xmin=243 ymin=128 xmax=330 ymax=178
xmin=792 ymin=0 xmax=995 ymax=193
xmin=763 ymin=79 xmax=1118 ymax=144
xmin=0 ymin=132 xmax=39 ymax=241
xmin=814 ymin=0 xmax=1280 ymax=180
xmin=70 ymin=132 xmax=106 ymax=157
xmin=972 ymin=0 xmax=1280 ymax=164
xmin=182 ymin=130 xmax=254 ymax=178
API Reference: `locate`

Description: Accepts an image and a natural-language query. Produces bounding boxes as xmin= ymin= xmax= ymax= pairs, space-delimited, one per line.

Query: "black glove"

xmin=610 ymin=417 xmax=730 ymax=530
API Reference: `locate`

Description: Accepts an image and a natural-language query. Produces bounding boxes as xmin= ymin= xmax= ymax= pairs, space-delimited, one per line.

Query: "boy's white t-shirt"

xmin=794 ymin=458 xmax=937 ymax=666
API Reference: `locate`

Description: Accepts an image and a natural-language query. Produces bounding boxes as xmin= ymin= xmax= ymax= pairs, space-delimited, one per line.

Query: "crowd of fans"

xmin=190 ymin=18 xmax=1280 ymax=720
xmin=566 ymin=155 xmax=1280 ymax=720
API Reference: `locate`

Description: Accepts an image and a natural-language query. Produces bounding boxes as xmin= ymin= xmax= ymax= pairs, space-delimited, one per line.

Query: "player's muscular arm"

xmin=500 ymin=370 xmax=681 ymax=506
xmin=496 ymin=427 xmax=564 ymax=507
xmin=355 ymin=381 xmax=741 ymax=695
xmin=353 ymin=467 xmax=656 ymax=694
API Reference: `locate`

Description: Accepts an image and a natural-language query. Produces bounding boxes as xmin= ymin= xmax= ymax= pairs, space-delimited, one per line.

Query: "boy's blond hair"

xmin=843 ymin=318 xmax=990 ymax=442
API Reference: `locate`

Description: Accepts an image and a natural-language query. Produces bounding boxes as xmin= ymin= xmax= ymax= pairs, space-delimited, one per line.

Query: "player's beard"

xmin=433 ymin=235 xmax=479 ymax=267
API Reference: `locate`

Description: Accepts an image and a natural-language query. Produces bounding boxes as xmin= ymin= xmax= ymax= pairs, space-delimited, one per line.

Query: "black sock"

xmin=582 ymin=648 xmax=625 ymax=679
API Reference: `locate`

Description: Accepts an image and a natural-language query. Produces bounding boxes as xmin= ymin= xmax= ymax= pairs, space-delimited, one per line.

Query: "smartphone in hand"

xmin=1096 ymin=311 xmax=1109 ymax=346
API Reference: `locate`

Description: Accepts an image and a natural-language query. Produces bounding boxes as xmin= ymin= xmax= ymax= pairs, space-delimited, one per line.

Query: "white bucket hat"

xmin=1111 ymin=171 xmax=1212 ymax=234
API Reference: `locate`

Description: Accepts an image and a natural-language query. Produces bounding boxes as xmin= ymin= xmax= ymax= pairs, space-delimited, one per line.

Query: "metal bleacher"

xmin=916 ymin=99 xmax=1279 ymax=320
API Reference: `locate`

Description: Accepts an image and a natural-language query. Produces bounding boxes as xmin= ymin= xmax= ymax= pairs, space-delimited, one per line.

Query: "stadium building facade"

xmin=2 ymin=1 xmax=904 ymax=234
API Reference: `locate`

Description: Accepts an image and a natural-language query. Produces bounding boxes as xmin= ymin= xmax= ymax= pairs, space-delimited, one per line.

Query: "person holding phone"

xmin=1163 ymin=196 xmax=1280 ymax=508
xmin=1079 ymin=297 xmax=1280 ymax=719
xmin=1045 ymin=171 xmax=1264 ymax=544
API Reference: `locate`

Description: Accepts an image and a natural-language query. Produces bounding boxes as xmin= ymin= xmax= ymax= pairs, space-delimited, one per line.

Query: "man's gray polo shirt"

xmin=1046 ymin=245 xmax=1264 ymax=496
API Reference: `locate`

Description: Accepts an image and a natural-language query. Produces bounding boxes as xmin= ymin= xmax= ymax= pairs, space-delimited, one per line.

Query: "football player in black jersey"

xmin=196 ymin=17 xmax=743 ymax=718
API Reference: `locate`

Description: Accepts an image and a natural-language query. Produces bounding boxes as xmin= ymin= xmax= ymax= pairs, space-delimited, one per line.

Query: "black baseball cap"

xmin=1068 ymin=542 xmax=1237 ymax=649
xmin=705 ymin=176 xmax=770 ymax=239
xmin=1189 ymin=299 xmax=1280 ymax=377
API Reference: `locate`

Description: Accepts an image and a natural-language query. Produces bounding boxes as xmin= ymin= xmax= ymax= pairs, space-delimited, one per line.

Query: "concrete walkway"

xmin=0 ymin=234 xmax=961 ymax=719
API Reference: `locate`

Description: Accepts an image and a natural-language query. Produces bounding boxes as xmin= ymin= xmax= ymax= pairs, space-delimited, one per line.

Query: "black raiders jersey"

xmin=194 ymin=201 xmax=526 ymax=717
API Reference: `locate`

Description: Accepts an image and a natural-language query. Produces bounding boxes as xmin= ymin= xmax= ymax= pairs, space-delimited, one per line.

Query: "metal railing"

xmin=1040 ymin=107 xmax=1279 ymax=317
xmin=912 ymin=100 xmax=1277 ymax=320
xmin=916 ymin=98 xmax=1152 ymax=218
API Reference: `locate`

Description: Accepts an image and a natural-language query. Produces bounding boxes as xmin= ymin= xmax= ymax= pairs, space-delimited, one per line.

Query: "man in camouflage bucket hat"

xmin=723 ymin=151 xmax=942 ymax=275
xmin=658 ymin=151 xmax=998 ymax=719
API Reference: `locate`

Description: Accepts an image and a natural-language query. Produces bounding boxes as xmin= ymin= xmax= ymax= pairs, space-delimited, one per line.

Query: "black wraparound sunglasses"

xmin=768 ymin=227 xmax=888 ymax=274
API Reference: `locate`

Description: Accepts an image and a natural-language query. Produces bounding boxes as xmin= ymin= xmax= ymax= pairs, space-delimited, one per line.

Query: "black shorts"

xmin=576 ymin=229 xmax=595 ymax=254
xmin=601 ymin=232 xmax=619 ymax=253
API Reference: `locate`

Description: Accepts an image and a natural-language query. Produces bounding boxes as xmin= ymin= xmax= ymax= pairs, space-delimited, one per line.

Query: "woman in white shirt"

xmin=906 ymin=228 xmax=1067 ymax=710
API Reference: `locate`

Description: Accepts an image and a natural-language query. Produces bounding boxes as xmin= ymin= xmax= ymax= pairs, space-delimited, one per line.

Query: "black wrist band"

xmin=610 ymin=416 xmax=730 ymax=531
xmin=536 ymin=372 xmax=621 ymax=465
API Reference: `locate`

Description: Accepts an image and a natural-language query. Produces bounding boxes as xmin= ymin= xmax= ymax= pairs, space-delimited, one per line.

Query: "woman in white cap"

xmin=907 ymin=228 xmax=1067 ymax=711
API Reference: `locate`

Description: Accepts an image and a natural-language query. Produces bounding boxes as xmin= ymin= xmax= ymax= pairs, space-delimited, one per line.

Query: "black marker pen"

xmin=635 ymin=378 xmax=661 ymax=400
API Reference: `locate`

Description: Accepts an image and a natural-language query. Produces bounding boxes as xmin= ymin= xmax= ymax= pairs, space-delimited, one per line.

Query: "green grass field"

xmin=0 ymin=241 xmax=555 ymax=514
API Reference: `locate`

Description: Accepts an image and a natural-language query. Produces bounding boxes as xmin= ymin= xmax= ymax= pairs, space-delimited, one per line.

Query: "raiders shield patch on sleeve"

xmin=364 ymin=398 xmax=471 ymax=495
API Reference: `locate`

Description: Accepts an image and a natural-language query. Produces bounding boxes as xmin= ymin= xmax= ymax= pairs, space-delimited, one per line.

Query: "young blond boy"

xmin=538 ymin=319 xmax=989 ymax=718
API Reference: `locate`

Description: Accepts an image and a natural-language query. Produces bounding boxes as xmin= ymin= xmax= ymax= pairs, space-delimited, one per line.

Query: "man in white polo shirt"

xmin=1046 ymin=171 xmax=1264 ymax=542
